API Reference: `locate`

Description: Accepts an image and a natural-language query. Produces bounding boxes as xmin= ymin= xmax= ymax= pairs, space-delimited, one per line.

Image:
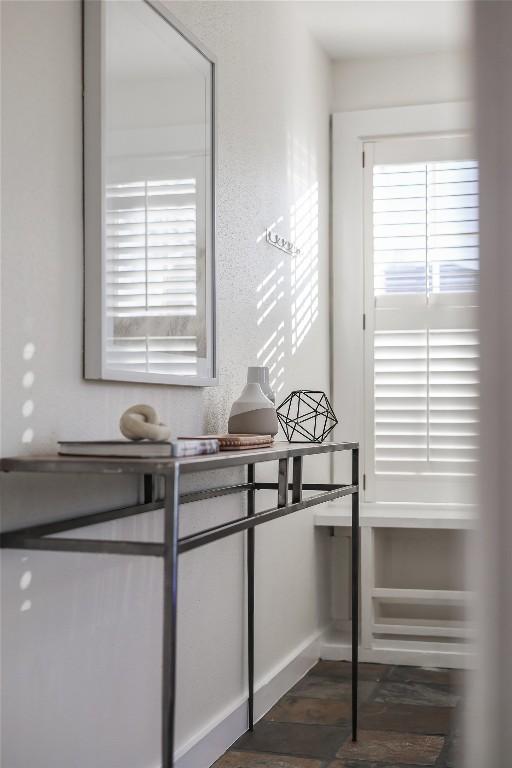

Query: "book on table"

xmin=58 ymin=439 xmax=220 ymax=458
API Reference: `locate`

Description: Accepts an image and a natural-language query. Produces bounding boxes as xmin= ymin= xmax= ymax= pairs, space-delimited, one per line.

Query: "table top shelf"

xmin=0 ymin=441 xmax=358 ymax=476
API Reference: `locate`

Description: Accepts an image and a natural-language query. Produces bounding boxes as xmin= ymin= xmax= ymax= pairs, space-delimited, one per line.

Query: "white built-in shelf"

xmin=372 ymin=617 xmax=475 ymax=640
xmin=315 ymin=502 xmax=478 ymax=530
xmin=317 ymin=501 xmax=476 ymax=667
xmin=318 ymin=624 xmax=474 ymax=669
xmin=372 ymin=587 xmax=472 ymax=604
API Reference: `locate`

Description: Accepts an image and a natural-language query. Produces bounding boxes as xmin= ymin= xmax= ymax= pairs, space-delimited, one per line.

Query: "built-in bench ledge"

xmin=316 ymin=500 xmax=477 ymax=668
xmin=315 ymin=502 xmax=478 ymax=530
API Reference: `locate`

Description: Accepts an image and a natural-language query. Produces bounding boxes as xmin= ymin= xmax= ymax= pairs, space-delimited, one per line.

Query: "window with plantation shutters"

xmin=363 ymin=135 xmax=479 ymax=503
xmin=105 ymin=177 xmax=200 ymax=377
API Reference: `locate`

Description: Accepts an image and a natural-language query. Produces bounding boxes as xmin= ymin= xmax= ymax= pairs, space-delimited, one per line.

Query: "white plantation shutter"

xmin=428 ymin=329 xmax=479 ymax=464
xmin=373 ymin=161 xmax=479 ymax=297
xmin=364 ymin=137 xmax=479 ymax=501
xmin=374 ymin=329 xmax=428 ymax=468
xmin=105 ymin=178 xmax=199 ymax=376
xmin=374 ymin=327 xmax=479 ymax=474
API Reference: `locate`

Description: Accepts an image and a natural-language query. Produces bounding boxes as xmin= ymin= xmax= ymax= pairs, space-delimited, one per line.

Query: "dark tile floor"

xmin=213 ymin=661 xmax=464 ymax=768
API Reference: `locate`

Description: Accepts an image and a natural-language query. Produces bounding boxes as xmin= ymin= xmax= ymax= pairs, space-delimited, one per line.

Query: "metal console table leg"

xmin=162 ymin=466 xmax=180 ymax=767
xmin=247 ymin=464 xmax=255 ymax=731
xmin=351 ymin=447 xmax=359 ymax=741
xmin=244 ymin=453 xmax=358 ymax=743
xmin=292 ymin=456 xmax=303 ymax=503
xmin=144 ymin=473 xmax=154 ymax=504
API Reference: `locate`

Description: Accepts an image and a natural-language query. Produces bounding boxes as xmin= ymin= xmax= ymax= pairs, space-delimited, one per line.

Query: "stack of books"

xmin=57 ymin=434 xmax=274 ymax=458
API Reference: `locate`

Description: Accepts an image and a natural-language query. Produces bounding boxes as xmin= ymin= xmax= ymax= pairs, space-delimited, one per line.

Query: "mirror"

xmin=84 ymin=0 xmax=216 ymax=385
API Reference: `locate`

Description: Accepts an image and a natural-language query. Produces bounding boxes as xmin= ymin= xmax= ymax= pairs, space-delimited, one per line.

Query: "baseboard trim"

xmin=175 ymin=627 xmax=326 ymax=768
xmin=319 ymin=625 xmax=475 ymax=670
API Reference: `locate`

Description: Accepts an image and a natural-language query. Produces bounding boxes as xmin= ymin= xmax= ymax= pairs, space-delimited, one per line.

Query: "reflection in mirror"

xmin=84 ymin=0 xmax=216 ymax=385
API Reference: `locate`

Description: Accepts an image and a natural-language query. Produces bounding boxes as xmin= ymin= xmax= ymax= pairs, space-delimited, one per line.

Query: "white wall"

xmin=0 ymin=2 xmax=332 ymax=766
xmin=332 ymin=50 xmax=471 ymax=113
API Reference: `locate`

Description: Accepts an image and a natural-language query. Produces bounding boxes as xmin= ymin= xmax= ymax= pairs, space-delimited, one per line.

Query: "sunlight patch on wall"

xmin=257 ymin=259 xmax=285 ymax=327
xmin=20 ymin=568 xmax=33 ymax=613
xmin=22 ymin=372 xmax=35 ymax=389
xmin=257 ymin=320 xmax=286 ymax=395
xmin=20 ymin=343 xmax=35 ymax=445
xmin=256 ymin=254 xmax=286 ymax=395
xmin=19 ymin=555 xmax=32 ymax=613
xmin=290 ymin=182 xmax=319 ymax=354
xmin=256 ymin=216 xmax=284 ymax=245
xmin=20 ymin=570 xmax=32 ymax=590
xmin=23 ymin=343 xmax=35 ymax=361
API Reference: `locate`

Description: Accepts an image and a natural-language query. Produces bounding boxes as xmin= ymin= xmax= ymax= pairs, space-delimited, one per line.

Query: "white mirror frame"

xmin=83 ymin=0 xmax=217 ymax=386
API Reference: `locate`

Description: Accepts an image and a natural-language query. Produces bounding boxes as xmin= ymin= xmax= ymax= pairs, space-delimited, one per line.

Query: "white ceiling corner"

xmin=295 ymin=0 xmax=472 ymax=60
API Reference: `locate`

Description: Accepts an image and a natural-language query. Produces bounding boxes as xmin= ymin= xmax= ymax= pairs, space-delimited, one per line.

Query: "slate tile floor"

xmin=213 ymin=661 xmax=464 ymax=768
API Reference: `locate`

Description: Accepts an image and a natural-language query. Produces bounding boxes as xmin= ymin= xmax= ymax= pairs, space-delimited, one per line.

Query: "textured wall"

xmin=0 ymin=1 xmax=332 ymax=766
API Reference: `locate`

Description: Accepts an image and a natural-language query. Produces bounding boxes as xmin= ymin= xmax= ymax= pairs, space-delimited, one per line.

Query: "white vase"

xmin=247 ymin=366 xmax=275 ymax=404
xmin=228 ymin=382 xmax=279 ymax=436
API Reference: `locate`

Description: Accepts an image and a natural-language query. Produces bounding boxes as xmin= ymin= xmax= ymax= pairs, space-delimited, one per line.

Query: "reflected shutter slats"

xmin=105 ymin=179 xmax=198 ymax=374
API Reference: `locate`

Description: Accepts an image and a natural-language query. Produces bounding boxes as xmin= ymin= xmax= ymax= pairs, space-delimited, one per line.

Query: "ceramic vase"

xmin=247 ymin=366 xmax=276 ymax=404
xmin=228 ymin=382 xmax=279 ymax=436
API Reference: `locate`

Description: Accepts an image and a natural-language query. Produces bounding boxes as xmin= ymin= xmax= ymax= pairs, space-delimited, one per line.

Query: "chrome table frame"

xmin=0 ymin=441 xmax=360 ymax=766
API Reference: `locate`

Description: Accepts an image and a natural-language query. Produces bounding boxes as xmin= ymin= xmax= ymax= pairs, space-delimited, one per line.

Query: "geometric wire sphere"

xmin=276 ymin=390 xmax=338 ymax=443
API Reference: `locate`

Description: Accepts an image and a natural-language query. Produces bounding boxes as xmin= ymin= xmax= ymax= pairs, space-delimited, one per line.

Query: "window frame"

xmin=362 ymin=137 xmax=479 ymax=503
xmin=331 ymin=103 xmax=475 ymax=506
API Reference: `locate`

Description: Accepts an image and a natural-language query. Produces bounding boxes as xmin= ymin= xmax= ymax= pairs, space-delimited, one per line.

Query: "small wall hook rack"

xmin=266 ymin=228 xmax=301 ymax=256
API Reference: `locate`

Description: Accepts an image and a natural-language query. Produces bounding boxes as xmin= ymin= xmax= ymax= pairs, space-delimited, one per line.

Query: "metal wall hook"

xmin=266 ymin=228 xmax=301 ymax=256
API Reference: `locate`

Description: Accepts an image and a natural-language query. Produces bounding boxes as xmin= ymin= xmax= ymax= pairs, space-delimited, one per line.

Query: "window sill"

xmin=315 ymin=501 xmax=477 ymax=530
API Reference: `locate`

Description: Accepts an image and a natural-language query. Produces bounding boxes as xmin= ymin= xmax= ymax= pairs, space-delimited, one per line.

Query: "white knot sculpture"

xmin=119 ymin=404 xmax=171 ymax=442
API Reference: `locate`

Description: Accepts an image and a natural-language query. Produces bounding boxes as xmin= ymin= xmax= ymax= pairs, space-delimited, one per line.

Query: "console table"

xmin=0 ymin=441 xmax=360 ymax=767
